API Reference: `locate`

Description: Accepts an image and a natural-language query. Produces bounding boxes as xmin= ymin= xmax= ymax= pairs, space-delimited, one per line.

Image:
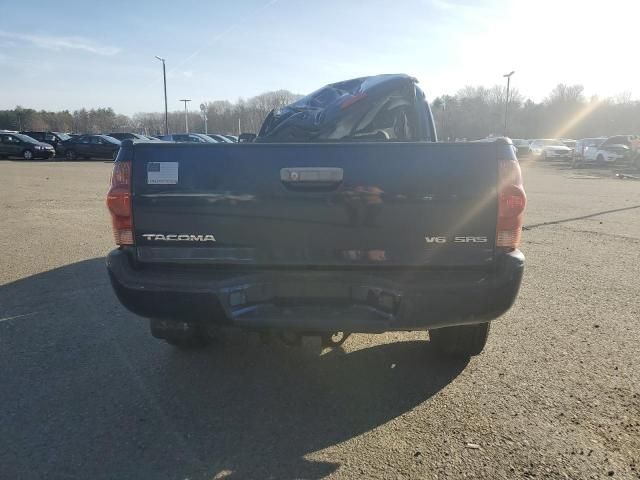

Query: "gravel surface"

xmin=0 ymin=159 xmax=638 ymax=479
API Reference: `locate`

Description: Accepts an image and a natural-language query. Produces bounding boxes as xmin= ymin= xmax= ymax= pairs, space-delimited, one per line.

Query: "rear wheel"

xmin=66 ymin=150 xmax=77 ymax=161
xmin=596 ymin=154 xmax=604 ymax=163
xmin=150 ymin=319 xmax=211 ymax=350
xmin=22 ymin=149 xmax=34 ymax=160
xmin=429 ymin=323 xmax=490 ymax=358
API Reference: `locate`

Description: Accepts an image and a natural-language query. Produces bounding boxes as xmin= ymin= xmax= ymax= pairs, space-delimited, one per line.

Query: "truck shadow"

xmin=0 ymin=258 xmax=468 ymax=480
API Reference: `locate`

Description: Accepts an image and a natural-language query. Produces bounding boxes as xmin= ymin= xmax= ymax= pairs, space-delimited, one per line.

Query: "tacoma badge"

xmin=141 ymin=234 xmax=216 ymax=242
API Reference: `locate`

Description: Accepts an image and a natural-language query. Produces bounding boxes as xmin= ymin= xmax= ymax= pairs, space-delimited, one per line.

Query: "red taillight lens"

xmin=496 ymin=160 xmax=526 ymax=250
xmin=106 ymin=161 xmax=133 ymax=245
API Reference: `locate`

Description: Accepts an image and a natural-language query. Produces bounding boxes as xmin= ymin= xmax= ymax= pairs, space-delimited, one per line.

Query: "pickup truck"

xmin=106 ymin=74 xmax=526 ymax=358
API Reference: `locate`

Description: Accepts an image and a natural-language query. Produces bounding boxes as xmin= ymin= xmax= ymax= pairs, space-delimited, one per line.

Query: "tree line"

xmin=432 ymin=84 xmax=640 ymax=141
xmin=0 ymin=90 xmax=302 ymax=137
xmin=1 ymin=84 xmax=638 ymax=140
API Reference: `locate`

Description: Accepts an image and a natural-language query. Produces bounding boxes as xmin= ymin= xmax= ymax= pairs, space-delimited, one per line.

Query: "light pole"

xmin=155 ymin=56 xmax=169 ymax=136
xmin=180 ymin=99 xmax=191 ymax=133
xmin=503 ymin=70 xmax=515 ymax=137
xmin=200 ymin=103 xmax=208 ymax=135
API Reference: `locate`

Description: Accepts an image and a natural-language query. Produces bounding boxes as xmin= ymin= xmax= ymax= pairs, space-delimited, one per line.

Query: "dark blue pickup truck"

xmin=106 ymin=74 xmax=526 ymax=357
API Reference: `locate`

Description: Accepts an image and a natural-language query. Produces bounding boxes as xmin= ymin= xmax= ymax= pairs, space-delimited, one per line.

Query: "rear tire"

xmin=150 ymin=319 xmax=211 ymax=350
xmin=429 ymin=322 xmax=490 ymax=357
xmin=596 ymin=154 xmax=604 ymax=163
xmin=66 ymin=150 xmax=77 ymax=161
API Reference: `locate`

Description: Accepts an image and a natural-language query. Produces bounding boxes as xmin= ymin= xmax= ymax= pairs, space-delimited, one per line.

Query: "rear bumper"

xmin=107 ymin=249 xmax=524 ymax=333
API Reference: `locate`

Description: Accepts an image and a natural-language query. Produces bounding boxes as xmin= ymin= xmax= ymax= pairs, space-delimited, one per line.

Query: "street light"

xmin=155 ymin=56 xmax=169 ymax=136
xmin=200 ymin=103 xmax=208 ymax=135
xmin=503 ymin=70 xmax=515 ymax=137
xmin=179 ymin=99 xmax=192 ymax=133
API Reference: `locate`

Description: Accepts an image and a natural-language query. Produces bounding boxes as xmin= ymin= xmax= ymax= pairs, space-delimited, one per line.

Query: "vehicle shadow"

xmin=0 ymin=258 xmax=468 ymax=480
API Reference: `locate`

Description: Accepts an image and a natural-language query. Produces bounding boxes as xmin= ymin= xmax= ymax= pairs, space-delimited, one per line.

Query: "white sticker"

xmin=147 ymin=162 xmax=178 ymax=184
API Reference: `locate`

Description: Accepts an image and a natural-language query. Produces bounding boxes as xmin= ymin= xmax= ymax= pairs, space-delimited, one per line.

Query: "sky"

xmin=1 ymin=0 xmax=639 ymax=115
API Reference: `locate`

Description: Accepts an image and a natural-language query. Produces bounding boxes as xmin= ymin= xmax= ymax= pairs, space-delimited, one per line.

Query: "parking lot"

xmin=1 ymin=159 xmax=639 ymax=479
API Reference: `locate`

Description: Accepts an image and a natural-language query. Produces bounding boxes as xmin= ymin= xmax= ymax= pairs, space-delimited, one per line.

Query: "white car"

xmin=582 ymin=137 xmax=630 ymax=165
xmin=528 ymin=139 xmax=572 ymax=160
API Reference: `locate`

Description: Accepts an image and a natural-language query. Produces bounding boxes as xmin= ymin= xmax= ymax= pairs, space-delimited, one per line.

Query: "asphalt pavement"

xmin=1 ymin=159 xmax=639 ymax=479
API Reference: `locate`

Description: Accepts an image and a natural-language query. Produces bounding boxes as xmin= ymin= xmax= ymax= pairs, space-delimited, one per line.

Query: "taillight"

xmin=106 ymin=161 xmax=133 ymax=245
xmin=496 ymin=159 xmax=526 ymax=250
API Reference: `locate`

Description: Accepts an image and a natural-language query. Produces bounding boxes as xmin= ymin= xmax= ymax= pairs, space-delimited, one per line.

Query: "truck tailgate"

xmin=130 ymin=142 xmax=501 ymax=268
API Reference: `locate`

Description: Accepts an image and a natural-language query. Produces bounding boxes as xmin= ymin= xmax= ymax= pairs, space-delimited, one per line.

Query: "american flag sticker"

xmin=147 ymin=162 xmax=178 ymax=184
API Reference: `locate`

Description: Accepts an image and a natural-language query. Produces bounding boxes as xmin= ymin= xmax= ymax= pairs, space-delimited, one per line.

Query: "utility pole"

xmin=180 ymin=99 xmax=191 ymax=133
xmin=503 ymin=71 xmax=515 ymax=137
xmin=154 ymin=56 xmax=169 ymax=136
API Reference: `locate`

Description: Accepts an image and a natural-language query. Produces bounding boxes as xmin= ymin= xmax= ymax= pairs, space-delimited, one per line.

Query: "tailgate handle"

xmin=280 ymin=167 xmax=343 ymax=185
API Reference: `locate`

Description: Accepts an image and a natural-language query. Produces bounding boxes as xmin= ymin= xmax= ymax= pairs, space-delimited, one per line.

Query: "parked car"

xmin=528 ymin=139 xmax=572 ymax=160
xmin=205 ymin=134 xmax=235 ymax=143
xmin=561 ymin=139 xmax=576 ymax=150
xmin=511 ymin=139 xmax=530 ymax=158
xmin=223 ymin=135 xmax=238 ymax=143
xmin=106 ymin=74 xmax=526 ymax=358
xmin=580 ymin=135 xmax=634 ymax=166
xmin=20 ymin=131 xmax=72 ymax=155
xmin=571 ymin=137 xmax=607 ymax=167
xmin=61 ymin=134 xmax=121 ymax=160
xmin=0 ymin=132 xmax=56 ymax=159
xmin=107 ymin=133 xmax=160 ymax=142
xmin=602 ymin=135 xmax=640 ymax=167
xmin=158 ymin=133 xmax=217 ymax=143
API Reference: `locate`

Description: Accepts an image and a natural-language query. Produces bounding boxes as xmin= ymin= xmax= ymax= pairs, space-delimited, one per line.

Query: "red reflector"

xmin=496 ymin=160 xmax=526 ymax=249
xmin=106 ymin=161 xmax=133 ymax=246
